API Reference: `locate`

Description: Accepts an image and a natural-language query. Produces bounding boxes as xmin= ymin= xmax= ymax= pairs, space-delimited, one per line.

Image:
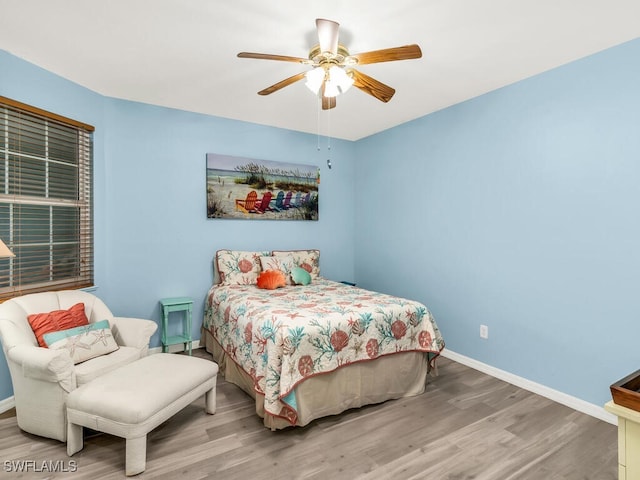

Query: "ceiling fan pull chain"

xmin=327 ymin=106 xmax=331 ymax=152
xmin=317 ymin=94 xmax=321 ymax=152
xmin=327 ymin=106 xmax=332 ymax=169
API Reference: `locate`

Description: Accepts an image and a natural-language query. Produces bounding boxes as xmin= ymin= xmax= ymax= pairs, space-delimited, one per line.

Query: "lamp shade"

xmin=0 ymin=238 xmax=15 ymax=258
xmin=307 ymin=65 xmax=354 ymax=98
xmin=305 ymin=68 xmax=325 ymax=95
xmin=327 ymin=66 xmax=353 ymax=96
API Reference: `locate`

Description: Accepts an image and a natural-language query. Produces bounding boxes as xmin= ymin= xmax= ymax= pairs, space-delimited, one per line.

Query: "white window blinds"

xmin=0 ymin=96 xmax=94 ymax=300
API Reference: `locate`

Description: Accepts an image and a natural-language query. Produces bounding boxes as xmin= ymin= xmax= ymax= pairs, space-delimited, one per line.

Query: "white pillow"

xmin=260 ymin=255 xmax=296 ymax=284
xmin=272 ymin=249 xmax=320 ymax=279
xmin=42 ymin=319 xmax=119 ymax=364
xmin=216 ymin=249 xmax=270 ymax=285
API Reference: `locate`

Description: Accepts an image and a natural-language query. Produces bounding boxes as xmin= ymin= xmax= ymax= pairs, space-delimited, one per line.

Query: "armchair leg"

xmin=67 ymin=422 xmax=83 ymax=456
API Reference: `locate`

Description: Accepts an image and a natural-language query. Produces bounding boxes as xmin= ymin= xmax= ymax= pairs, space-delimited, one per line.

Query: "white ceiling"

xmin=1 ymin=0 xmax=639 ymax=140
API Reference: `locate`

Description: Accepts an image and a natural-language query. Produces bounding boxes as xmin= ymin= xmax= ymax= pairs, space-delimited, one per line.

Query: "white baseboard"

xmin=441 ymin=349 xmax=617 ymax=425
xmin=0 ymin=341 xmax=203 ymax=414
xmin=0 ymin=395 xmax=15 ymax=414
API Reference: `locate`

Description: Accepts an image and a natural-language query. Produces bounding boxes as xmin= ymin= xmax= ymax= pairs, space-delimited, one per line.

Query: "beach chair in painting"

xmin=293 ymin=192 xmax=311 ymax=208
xmin=270 ymin=191 xmax=285 ymax=211
xmin=290 ymin=192 xmax=302 ymax=208
xmin=254 ymin=191 xmax=273 ymax=214
xmin=235 ymin=190 xmax=258 ymax=213
xmin=281 ymin=191 xmax=293 ymax=210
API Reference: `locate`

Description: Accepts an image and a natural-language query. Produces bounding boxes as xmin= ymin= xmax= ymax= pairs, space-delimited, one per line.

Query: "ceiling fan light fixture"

xmin=327 ymin=66 xmax=353 ymax=95
xmin=323 ymin=82 xmax=339 ymax=98
xmin=305 ymin=65 xmax=353 ymax=98
xmin=305 ymin=67 xmax=325 ymax=95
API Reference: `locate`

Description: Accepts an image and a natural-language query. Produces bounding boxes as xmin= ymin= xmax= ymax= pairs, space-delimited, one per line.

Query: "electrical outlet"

xmin=480 ymin=324 xmax=489 ymax=339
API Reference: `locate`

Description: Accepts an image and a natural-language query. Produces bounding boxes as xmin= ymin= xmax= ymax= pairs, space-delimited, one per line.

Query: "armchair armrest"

xmin=7 ymin=344 xmax=74 ymax=384
xmin=110 ymin=317 xmax=158 ymax=351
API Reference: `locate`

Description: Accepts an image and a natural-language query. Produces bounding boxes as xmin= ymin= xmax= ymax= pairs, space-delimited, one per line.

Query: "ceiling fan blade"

xmin=350 ymin=44 xmax=422 ymax=65
xmin=321 ymin=94 xmax=337 ymax=110
xmin=320 ymin=83 xmax=337 ymax=110
xmin=351 ymin=70 xmax=396 ymax=103
xmin=238 ymin=52 xmax=309 ymax=64
xmin=320 ymin=83 xmax=336 ymax=110
xmin=258 ymin=72 xmax=307 ymax=96
xmin=316 ymin=18 xmax=339 ymax=55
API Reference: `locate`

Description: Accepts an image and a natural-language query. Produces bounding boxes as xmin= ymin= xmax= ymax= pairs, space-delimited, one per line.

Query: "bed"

xmin=202 ymin=249 xmax=445 ymax=430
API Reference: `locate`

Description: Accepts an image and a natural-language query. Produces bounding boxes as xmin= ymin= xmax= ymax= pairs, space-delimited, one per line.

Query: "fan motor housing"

xmin=308 ymin=44 xmax=352 ymax=65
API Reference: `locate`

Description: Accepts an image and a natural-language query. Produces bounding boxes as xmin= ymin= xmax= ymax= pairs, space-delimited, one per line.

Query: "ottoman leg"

xmin=67 ymin=422 xmax=83 ymax=456
xmin=125 ymin=436 xmax=147 ymax=476
xmin=205 ymin=382 xmax=217 ymax=414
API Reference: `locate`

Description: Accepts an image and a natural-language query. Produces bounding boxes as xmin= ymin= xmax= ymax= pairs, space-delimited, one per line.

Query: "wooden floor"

xmin=0 ymin=349 xmax=617 ymax=479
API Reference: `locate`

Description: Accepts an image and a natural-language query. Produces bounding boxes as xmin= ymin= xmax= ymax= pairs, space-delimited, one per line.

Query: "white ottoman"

xmin=66 ymin=353 xmax=218 ymax=476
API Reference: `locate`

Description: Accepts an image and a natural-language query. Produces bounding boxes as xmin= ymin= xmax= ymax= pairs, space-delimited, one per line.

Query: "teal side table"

xmin=160 ymin=297 xmax=193 ymax=355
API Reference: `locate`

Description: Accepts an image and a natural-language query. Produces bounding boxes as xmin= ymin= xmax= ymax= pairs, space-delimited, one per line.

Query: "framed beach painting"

xmin=206 ymin=153 xmax=319 ymax=221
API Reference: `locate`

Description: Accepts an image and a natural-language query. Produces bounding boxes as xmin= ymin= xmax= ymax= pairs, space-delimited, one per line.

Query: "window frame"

xmin=0 ymin=96 xmax=94 ymax=301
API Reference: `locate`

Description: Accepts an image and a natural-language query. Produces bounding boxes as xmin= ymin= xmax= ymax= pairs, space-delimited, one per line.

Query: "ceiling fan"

xmin=237 ymin=18 xmax=422 ymax=110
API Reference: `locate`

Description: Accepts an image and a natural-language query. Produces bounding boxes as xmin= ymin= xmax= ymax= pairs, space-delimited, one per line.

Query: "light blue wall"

xmin=354 ymin=38 xmax=640 ymax=407
xmin=99 ymin=98 xmax=356 ymax=348
xmin=2 ymin=37 xmax=640 ymax=410
xmin=0 ymin=50 xmax=356 ymax=400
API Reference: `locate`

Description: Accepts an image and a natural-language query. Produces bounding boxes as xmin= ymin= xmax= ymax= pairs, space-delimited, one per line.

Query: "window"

xmin=0 ymin=96 xmax=94 ymax=301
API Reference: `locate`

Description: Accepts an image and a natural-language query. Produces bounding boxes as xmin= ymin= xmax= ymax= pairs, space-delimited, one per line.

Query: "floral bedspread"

xmin=204 ymin=278 xmax=445 ymax=424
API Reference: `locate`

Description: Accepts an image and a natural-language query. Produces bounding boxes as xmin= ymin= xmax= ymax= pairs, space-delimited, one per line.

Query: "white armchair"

xmin=0 ymin=290 xmax=157 ymax=442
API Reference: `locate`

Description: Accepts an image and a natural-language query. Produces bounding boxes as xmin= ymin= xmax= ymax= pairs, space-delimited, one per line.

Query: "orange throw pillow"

xmin=27 ymin=302 xmax=90 ymax=347
xmin=257 ymin=269 xmax=286 ymax=290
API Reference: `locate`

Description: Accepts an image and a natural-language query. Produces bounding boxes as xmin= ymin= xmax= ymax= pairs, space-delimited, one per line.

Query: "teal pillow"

xmin=290 ymin=266 xmax=311 ymax=286
xmin=43 ymin=319 xmax=119 ymax=364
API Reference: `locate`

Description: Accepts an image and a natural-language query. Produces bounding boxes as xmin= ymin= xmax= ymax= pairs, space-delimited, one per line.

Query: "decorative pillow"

xmin=257 ymin=269 xmax=287 ymax=290
xmin=216 ymin=249 xmax=270 ymax=285
xmin=272 ymin=249 xmax=320 ymax=279
xmin=42 ymin=319 xmax=119 ymax=364
xmin=259 ymin=255 xmax=296 ymax=285
xmin=290 ymin=266 xmax=311 ymax=286
xmin=27 ymin=302 xmax=90 ymax=348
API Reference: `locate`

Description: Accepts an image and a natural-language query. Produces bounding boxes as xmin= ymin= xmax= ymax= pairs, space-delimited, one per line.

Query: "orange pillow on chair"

xmin=257 ymin=270 xmax=286 ymax=290
xmin=27 ymin=302 xmax=90 ymax=347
